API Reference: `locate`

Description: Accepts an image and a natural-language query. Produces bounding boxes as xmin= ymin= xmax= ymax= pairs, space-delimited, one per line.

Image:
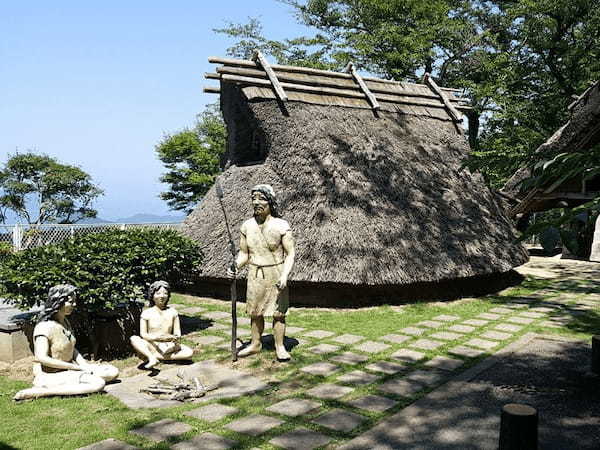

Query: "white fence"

xmin=0 ymin=223 xmax=182 ymax=251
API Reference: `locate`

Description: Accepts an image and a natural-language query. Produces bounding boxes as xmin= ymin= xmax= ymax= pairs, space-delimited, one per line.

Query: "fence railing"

xmin=0 ymin=223 xmax=182 ymax=251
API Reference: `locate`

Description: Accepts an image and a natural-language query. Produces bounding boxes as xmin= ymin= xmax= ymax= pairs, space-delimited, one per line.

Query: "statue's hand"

xmin=276 ymin=276 xmax=287 ymax=290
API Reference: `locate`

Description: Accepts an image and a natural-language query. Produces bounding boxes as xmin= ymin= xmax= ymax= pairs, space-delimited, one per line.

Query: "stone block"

xmin=448 ymin=324 xmax=475 ymax=333
xmin=380 ymin=334 xmax=411 ymax=344
xmin=432 ymin=314 xmax=460 ymax=322
xmin=266 ymin=398 xmax=321 ymax=417
xmin=171 ymin=433 xmax=237 ymax=450
xmin=423 ymin=356 xmax=464 ymax=371
xmin=354 ymin=341 xmax=390 ymax=353
xmin=405 ymin=370 xmax=446 ymax=386
xmin=448 ymin=345 xmax=486 ymax=358
xmin=378 ymin=379 xmax=423 ymax=397
xmin=307 ymin=343 xmax=340 ymax=355
xmin=346 ymin=394 xmax=397 ymax=412
xmin=481 ymin=330 xmax=512 ymax=341
xmin=519 ymin=311 xmax=545 ymax=318
xmin=391 ymin=348 xmax=426 ymax=363
xmin=400 ymin=327 xmax=426 ymax=336
xmin=463 ymin=319 xmax=489 ymax=327
xmin=269 ymin=428 xmax=331 ymax=450
xmin=466 ymin=338 xmax=498 ymax=350
xmin=0 ymin=329 xmax=32 ymax=362
xmin=330 ymin=352 xmax=369 ymax=365
xmin=489 ymin=307 xmax=513 ymax=314
xmin=225 ymin=414 xmax=284 ymax=436
xmin=129 ymin=419 xmax=192 ymax=442
xmin=306 ymin=383 xmax=354 ymax=400
xmin=77 ymin=439 xmax=137 ymax=450
xmin=332 ymin=334 xmax=365 ymax=344
xmin=416 ymin=320 xmax=444 ymax=329
xmin=184 ymin=403 xmax=239 ymax=422
xmin=430 ymin=331 xmax=462 ymax=341
xmin=304 ymin=330 xmax=335 ymax=339
xmin=409 ymin=339 xmax=443 ymax=350
xmin=477 ymin=313 xmax=501 ymax=320
xmin=300 ymin=362 xmax=340 ymax=376
xmin=495 ymin=323 xmax=523 ymax=333
xmin=312 ymin=409 xmax=367 ymax=432
xmin=506 ymin=316 xmax=534 ymax=325
xmin=337 ymin=370 xmax=380 ymax=385
xmin=365 ymin=361 xmax=405 ymax=375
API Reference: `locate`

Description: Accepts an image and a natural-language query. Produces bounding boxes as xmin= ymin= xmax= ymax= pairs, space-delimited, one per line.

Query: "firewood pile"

xmin=140 ymin=370 xmax=217 ymax=402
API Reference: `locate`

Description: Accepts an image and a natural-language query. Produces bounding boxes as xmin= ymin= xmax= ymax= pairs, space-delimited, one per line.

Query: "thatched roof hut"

xmin=181 ymin=54 xmax=528 ymax=305
xmin=502 ymin=80 xmax=600 ymax=217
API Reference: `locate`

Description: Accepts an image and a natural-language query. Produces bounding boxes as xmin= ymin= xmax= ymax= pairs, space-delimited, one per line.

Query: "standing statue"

xmin=230 ymin=184 xmax=296 ymax=360
xmin=14 ymin=285 xmax=119 ymax=401
xmin=130 ymin=281 xmax=193 ymax=369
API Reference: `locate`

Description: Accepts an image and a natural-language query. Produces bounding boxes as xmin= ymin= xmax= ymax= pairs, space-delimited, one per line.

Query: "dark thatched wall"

xmin=182 ymin=85 xmax=528 ymax=304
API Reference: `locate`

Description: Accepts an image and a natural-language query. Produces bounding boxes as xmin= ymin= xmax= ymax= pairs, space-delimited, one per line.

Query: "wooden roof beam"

xmin=251 ymin=50 xmax=288 ymax=102
xmin=423 ymin=73 xmax=463 ymax=122
xmin=345 ymin=62 xmax=380 ymax=111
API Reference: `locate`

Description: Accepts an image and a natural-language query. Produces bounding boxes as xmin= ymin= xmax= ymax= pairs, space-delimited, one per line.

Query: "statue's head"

xmin=147 ymin=280 xmax=170 ymax=308
xmin=39 ymin=284 xmax=78 ymax=321
xmin=251 ymin=184 xmax=279 ymax=218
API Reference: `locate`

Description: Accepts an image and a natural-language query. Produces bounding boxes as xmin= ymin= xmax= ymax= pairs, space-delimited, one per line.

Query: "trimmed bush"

xmin=0 ymin=228 xmax=202 ymax=312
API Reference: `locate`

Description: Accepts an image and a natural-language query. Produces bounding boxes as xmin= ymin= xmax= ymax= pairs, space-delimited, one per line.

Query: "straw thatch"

xmin=502 ymin=80 xmax=600 ymax=216
xmin=181 ymin=57 xmax=527 ymax=304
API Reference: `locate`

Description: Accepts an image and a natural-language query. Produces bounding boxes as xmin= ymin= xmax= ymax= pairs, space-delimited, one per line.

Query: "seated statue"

xmin=14 ymin=284 xmax=119 ymax=401
xmin=130 ymin=280 xmax=193 ymax=369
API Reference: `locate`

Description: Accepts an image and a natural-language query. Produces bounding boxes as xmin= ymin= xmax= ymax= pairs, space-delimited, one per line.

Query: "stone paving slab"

xmin=171 ymin=433 xmax=237 ymax=450
xmin=184 ymin=403 xmax=239 ymax=422
xmin=346 ymin=394 xmax=398 ymax=412
xmin=379 ymin=379 xmax=424 ymax=397
xmin=77 ymin=439 xmax=137 ymax=450
xmin=519 ymin=311 xmax=546 ymax=318
xmin=400 ymin=327 xmax=426 ymax=336
xmin=462 ymin=319 xmax=489 ymax=327
xmin=306 ymin=383 xmax=354 ymax=400
xmin=423 ymin=356 xmax=464 ymax=371
xmin=448 ymin=324 xmax=475 ymax=333
xmin=480 ymin=330 xmax=512 ymax=341
xmin=430 ymin=331 xmax=463 ymax=341
xmin=205 ymin=322 xmax=229 ymax=331
xmin=304 ymin=330 xmax=335 ymax=339
xmin=410 ymin=338 xmax=444 ymax=350
xmin=312 ymin=408 xmax=367 ymax=432
xmin=354 ymin=340 xmax=390 ymax=353
xmin=106 ymin=360 xmax=268 ymax=408
xmin=494 ymin=323 xmax=523 ymax=332
xmin=489 ymin=307 xmax=512 ymax=314
xmin=225 ymin=414 xmax=284 ymax=436
xmin=380 ymin=334 xmax=411 ymax=344
xmin=477 ymin=312 xmax=501 ymax=320
xmin=129 ymin=419 xmax=192 ymax=442
xmin=530 ymin=306 xmax=556 ymax=313
xmin=307 ymin=343 xmax=340 ymax=354
xmin=188 ymin=334 xmax=225 ymax=345
xmin=448 ymin=345 xmax=486 ymax=358
xmin=337 ymin=370 xmax=380 ymax=385
xmin=405 ymin=369 xmax=446 ymax=387
xmin=269 ymin=427 xmax=331 ymax=450
xmin=285 ymin=326 xmax=306 ymax=335
xmin=203 ymin=311 xmax=232 ymax=321
xmin=391 ymin=349 xmax=426 ymax=363
xmin=465 ymin=338 xmax=498 ymax=350
xmin=300 ymin=362 xmax=340 ymax=376
xmin=365 ymin=361 xmax=406 ymax=375
xmin=179 ymin=306 xmax=206 ymax=315
xmin=332 ymin=333 xmax=365 ymax=344
xmin=417 ymin=320 xmax=444 ymax=329
xmin=433 ymin=315 xmax=460 ymax=322
xmin=506 ymin=316 xmax=535 ymax=324
xmin=330 ymin=351 xmax=369 ymax=365
xmin=266 ymin=398 xmax=321 ymax=417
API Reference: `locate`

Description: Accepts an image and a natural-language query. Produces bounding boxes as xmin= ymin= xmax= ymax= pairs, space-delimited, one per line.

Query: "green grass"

xmin=1 ymin=274 xmax=599 ymax=449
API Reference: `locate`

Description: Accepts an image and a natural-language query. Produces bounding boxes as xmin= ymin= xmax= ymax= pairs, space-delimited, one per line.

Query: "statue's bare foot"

xmin=14 ymin=388 xmax=45 ymax=401
xmin=275 ymin=346 xmax=291 ymax=361
xmin=144 ymin=357 xmax=159 ymax=369
xmin=238 ymin=344 xmax=262 ymax=357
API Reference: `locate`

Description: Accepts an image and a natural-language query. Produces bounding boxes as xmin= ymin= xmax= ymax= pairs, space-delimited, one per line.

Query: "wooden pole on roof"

xmin=345 ymin=62 xmax=380 ymax=111
xmin=423 ymin=73 xmax=462 ymax=122
xmin=251 ymin=50 xmax=288 ymax=102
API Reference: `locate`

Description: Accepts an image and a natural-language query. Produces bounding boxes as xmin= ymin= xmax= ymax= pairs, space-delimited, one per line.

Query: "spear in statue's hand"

xmin=215 ymin=178 xmax=238 ymax=362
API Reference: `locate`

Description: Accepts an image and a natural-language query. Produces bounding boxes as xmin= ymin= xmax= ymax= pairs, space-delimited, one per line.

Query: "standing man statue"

xmin=229 ymin=184 xmax=295 ymax=361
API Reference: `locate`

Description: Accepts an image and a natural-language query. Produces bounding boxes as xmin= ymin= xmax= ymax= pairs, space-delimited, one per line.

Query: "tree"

xmin=156 ymin=103 xmax=226 ymax=213
xmin=0 ymin=153 xmax=103 ymax=224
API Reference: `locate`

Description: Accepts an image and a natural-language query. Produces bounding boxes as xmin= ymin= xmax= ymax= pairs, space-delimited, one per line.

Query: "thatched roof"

xmin=502 ymin=80 xmax=600 ymax=216
xmin=181 ymin=55 xmax=527 ymax=302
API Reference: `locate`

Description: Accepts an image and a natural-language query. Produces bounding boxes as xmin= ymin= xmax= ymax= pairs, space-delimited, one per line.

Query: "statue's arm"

xmin=34 ymin=336 xmax=81 ymax=371
xmin=171 ymin=312 xmax=182 ymax=340
xmin=236 ymin=233 xmax=249 ymax=270
xmin=277 ymin=231 xmax=295 ymax=289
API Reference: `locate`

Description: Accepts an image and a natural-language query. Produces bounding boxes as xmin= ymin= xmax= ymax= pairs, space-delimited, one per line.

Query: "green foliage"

xmin=0 ymin=152 xmax=103 ymax=224
xmin=0 ymin=229 xmax=203 ymax=312
xmin=156 ymin=103 xmax=226 ymax=213
xmin=0 ymin=241 xmax=12 ymax=257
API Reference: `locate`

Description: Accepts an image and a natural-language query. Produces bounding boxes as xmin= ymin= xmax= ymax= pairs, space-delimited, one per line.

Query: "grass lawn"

xmin=1 ymin=257 xmax=599 ymax=449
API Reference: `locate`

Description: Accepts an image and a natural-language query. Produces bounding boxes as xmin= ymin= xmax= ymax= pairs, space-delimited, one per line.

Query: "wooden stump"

xmin=499 ymin=403 xmax=538 ymax=450
xmin=592 ymin=335 xmax=600 ymax=375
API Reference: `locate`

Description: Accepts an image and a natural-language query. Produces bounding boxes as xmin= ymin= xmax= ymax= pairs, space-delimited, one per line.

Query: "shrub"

xmin=0 ymin=228 xmax=202 ymax=312
xmin=0 ymin=241 xmax=12 ymax=258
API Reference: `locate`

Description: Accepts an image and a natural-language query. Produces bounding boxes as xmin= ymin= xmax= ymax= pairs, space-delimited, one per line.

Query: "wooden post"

xmin=592 ymin=335 xmax=600 ymax=374
xmin=345 ymin=62 xmax=380 ymax=111
xmin=423 ymin=73 xmax=462 ymax=122
xmin=499 ymin=403 xmax=538 ymax=450
xmin=251 ymin=50 xmax=288 ymax=102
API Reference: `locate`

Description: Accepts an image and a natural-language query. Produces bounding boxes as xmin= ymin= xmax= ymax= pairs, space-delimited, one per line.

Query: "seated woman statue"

xmin=130 ymin=280 xmax=193 ymax=369
xmin=14 ymin=284 xmax=119 ymax=401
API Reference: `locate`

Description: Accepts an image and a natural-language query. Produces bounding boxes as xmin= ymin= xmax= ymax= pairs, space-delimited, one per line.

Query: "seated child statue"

xmin=130 ymin=280 xmax=193 ymax=369
xmin=14 ymin=284 xmax=119 ymax=401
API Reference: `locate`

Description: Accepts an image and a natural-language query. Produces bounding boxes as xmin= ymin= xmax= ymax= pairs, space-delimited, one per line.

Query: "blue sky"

xmin=0 ymin=1 xmax=310 ymax=221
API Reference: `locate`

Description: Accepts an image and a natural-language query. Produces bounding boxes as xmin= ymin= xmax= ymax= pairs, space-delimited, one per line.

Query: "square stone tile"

xmin=380 ymin=334 xmax=411 ymax=344
xmin=130 ymin=419 xmax=192 ymax=442
xmin=189 ymin=335 xmax=225 ymax=345
xmin=400 ymin=327 xmax=426 ymax=336
xmin=378 ymin=379 xmax=424 ymax=397
xmin=506 ymin=316 xmax=534 ymax=325
xmin=205 ymin=322 xmax=229 ymax=331
xmin=448 ymin=345 xmax=486 ymax=358
xmin=236 ymin=317 xmax=251 ymax=326
xmin=540 ymin=321 xmax=562 ymax=328
xmin=203 ymin=311 xmax=232 ymax=321
xmin=285 ymin=326 xmax=306 ymax=335
xmin=312 ymin=409 xmax=367 ymax=432
xmin=304 ymin=330 xmax=335 ymax=339
xmin=410 ymin=339 xmax=443 ymax=350
xmin=266 ymin=398 xmax=321 ymax=417
xmin=365 ymin=361 xmax=406 ymax=375
xmin=225 ymin=414 xmax=284 ymax=436
xmin=477 ymin=313 xmax=501 ymax=320
xmin=222 ymin=328 xmax=251 ymax=337
xmin=184 ymin=403 xmax=239 ymax=422
xmin=430 ymin=331 xmax=462 ymax=341
xmin=332 ymin=334 xmax=365 ymax=345
xmin=466 ymin=338 xmax=498 ymax=350
xmin=330 ymin=352 xmax=369 ymax=365
xmin=530 ymin=306 xmax=555 ymax=313
xmin=432 ymin=314 xmax=460 ymax=322
xmin=269 ymin=428 xmax=331 ymax=450
xmin=519 ymin=311 xmax=545 ymax=318
xmin=172 ymin=433 xmax=237 ymax=450
xmin=306 ymin=383 xmax=354 ymax=400
xmin=346 ymin=394 xmax=397 ymax=412
xmin=448 ymin=324 xmax=475 ymax=333
xmin=489 ymin=307 xmax=512 ymax=314
xmin=354 ymin=341 xmax=390 ymax=353
xmin=337 ymin=370 xmax=380 ymax=385
xmin=504 ymin=302 xmax=529 ymax=309
xmin=77 ymin=439 xmax=137 ymax=450
xmin=463 ymin=319 xmax=489 ymax=327
xmin=391 ymin=349 xmax=426 ymax=363
xmin=300 ymin=362 xmax=340 ymax=376
xmin=417 ymin=320 xmax=444 ymax=329
xmin=179 ymin=306 xmax=205 ymax=315
xmin=495 ymin=323 xmax=523 ymax=332
xmin=405 ymin=369 xmax=446 ymax=387
xmin=307 ymin=343 xmax=340 ymax=355
xmin=423 ymin=356 xmax=464 ymax=371
xmin=480 ymin=330 xmax=512 ymax=341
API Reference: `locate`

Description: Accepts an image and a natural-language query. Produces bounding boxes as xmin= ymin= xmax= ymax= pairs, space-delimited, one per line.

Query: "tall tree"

xmin=0 ymin=153 xmax=103 ymax=224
